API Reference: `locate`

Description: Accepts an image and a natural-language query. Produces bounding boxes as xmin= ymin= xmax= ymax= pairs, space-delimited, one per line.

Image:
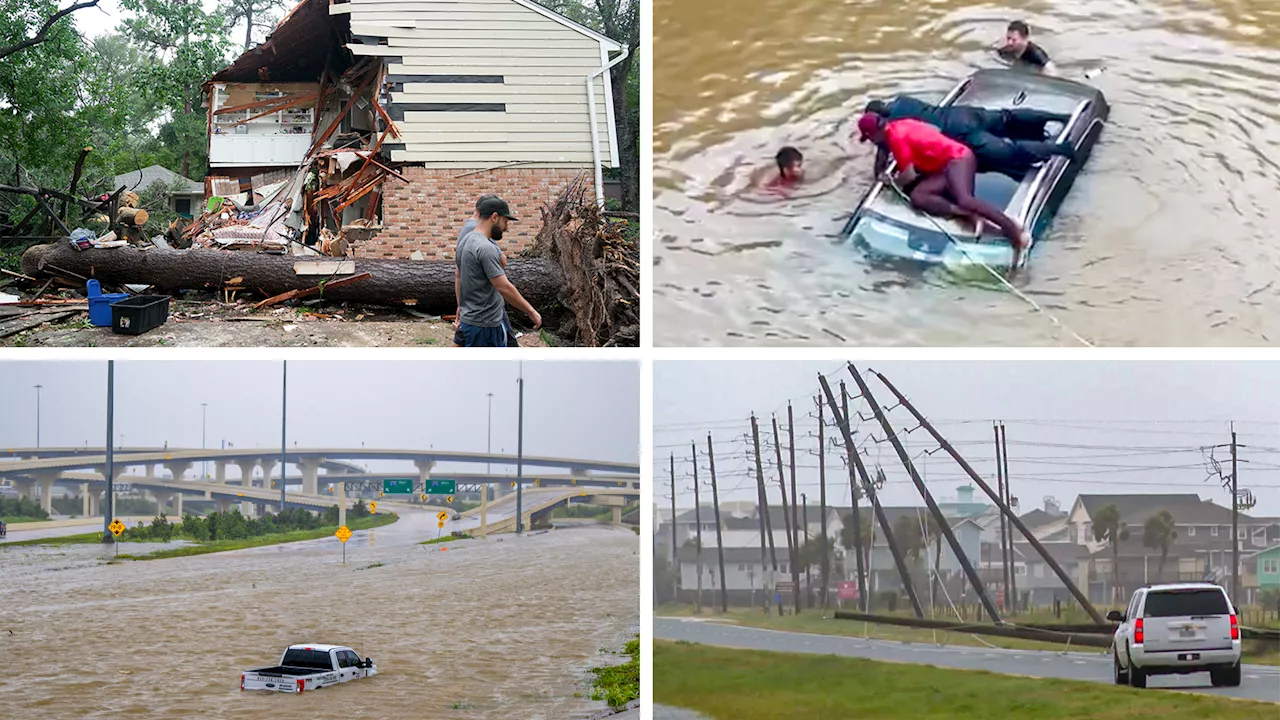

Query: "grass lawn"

xmin=655 ymin=604 xmax=1279 ymax=665
xmin=4 ymin=515 xmax=397 ymax=556
xmin=655 ymin=641 xmax=1275 ymax=720
xmin=0 ymin=516 xmax=53 ymax=524
xmin=421 ymin=533 xmax=473 ymax=545
xmin=589 ymin=635 xmax=639 ymax=708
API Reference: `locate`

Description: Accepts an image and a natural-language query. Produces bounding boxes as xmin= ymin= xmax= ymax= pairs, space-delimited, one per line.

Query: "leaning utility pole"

xmin=850 ymin=365 xmax=1002 ymax=624
xmin=750 ymin=415 xmax=778 ymax=601
xmin=820 ymin=375 xmax=922 ymax=618
xmin=802 ymin=493 xmax=812 ymax=608
xmin=1001 ymin=423 xmax=1017 ymax=613
xmin=1231 ymin=427 xmax=1239 ymax=603
xmin=772 ymin=415 xmax=800 ymax=615
xmin=669 ymin=453 xmax=678 ymax=603
xmin=707 ymin=433 xmax=729 ymax=614
xmin=691 ymin=442 xmax=704 ymax=614
xmin=869 ymin=366 xmax=1106 ymax=625
xmin=842 ymin=381 xmax=870 ymax=613
xmin=788 ymin=402 xmax=801 ymax=613
xmin=995 ymin=422 xmax=1010 ymax=609
xmin=816 ymin=394 xmax=830 ymax=610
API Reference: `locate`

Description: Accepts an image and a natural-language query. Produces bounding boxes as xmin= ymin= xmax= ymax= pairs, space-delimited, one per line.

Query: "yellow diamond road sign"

xmin=436 ymin=510 xmax=449 ymax=522
xmin=446 ymin=495 xmax=453 ymax=503
xmin=437 ymin=520 xmax=445 ymax=529
xmin=420 ymin=494 xmax=427 ymax=501
xmin=335 ymin=525 xmax=352 ymax=543
xmin=370 ymin=501 xmax=378 ymax=514
xmin=108 ymin=518 xmax=125 ymax=537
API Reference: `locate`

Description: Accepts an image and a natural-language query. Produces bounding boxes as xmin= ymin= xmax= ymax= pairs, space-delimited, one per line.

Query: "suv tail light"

xmin=1230 ymin=614 xmax=1239 ymax=640
xmin=296 ymin=678 xmax=305 ymax=693
xmin=240 ymin=673 xmax=245 ymax=691
xmin=1134 ymin=618 xmax=1144 ymax=644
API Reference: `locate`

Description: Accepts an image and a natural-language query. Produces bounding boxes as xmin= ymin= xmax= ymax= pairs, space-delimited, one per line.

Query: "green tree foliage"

xmin=1092 ymin=504 xmax=1130 ymax=603
xmin=0 ymin=495 xmax=51 ymax=520
xmin=220 ymin=0 xmax=288 ymax=50
xmin=1141 ymin=510 xmax=1178 ymax=583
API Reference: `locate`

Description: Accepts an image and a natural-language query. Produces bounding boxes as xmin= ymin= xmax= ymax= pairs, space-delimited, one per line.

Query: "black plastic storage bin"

xmin=110 ymin=295 xmax=170 ymax=335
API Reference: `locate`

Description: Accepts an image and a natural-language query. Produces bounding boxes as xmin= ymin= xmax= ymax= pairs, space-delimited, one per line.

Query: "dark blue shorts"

xmin=456 ymin=311 xmax=519 ymax=347
xmin=459 ymin=322 xmax=508 ymax=347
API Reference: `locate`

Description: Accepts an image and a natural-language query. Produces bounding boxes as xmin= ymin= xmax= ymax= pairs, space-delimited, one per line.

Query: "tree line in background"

xmin=120 ymin=499 xmax=373 ymax=542
xmin=0 ymin=0 xmax=640 ymax=218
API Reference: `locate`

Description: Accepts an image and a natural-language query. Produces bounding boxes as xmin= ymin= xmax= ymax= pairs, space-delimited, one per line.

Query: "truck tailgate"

xmin=243 ymin=672 xmax=307 ymax=692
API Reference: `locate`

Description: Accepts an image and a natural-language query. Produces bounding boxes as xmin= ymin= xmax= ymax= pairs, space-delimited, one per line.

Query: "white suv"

xmin=1110 ymin=582 xmax=1242 ymax=688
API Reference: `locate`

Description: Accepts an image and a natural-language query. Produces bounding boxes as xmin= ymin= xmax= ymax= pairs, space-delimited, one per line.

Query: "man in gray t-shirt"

xmin=454 ymin=196 xmax=541 ymax=347
xmin=454 ymin=195 xmax=516 ymax=346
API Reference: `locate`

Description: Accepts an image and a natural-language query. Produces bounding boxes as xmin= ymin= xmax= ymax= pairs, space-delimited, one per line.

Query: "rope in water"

xmin=884 ymin=180 xmax=1094 ymax=347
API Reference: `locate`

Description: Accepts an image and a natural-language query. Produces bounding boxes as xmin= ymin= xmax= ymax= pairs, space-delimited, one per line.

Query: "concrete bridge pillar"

xmin=82 ymin=483 xmax=92 ymax=517
xmin=241 ymin=501 xmax=255 ymax=518
xmin=259 ymin=459 xmax=278 ymax=491
xmin=215 ymin=462 xmax=227 ymax=484
xmin=153 ymin=491 xmax=166 ymax=516
xmin=612 ymin=506 xmax=622 ymax=525
xmin=297 ymin=458 xmax=323 ymax=496
xmin=236 ymin=459 xmax=257 ymax=488
xmin=164 ymin=462 xmax=192 ymax=482
xmin=12 ymin=479 xmax=36 ymax=502
xmin=173 ymin=493 xmax=183 ymax=517
xmin=143 ymin=464 xmax=155 ymax=479
xmin=33 ymin=471 xmax=60 ymax=514
xmin=88 ymin=490 xmax=101 ymax=517
xmin=338 ymin=480 xmax=348 ymax=529
xmin=414 ymin=460 xmax=436 ymax=484
xmin=215 ymin=498 xmax=232 ymax=514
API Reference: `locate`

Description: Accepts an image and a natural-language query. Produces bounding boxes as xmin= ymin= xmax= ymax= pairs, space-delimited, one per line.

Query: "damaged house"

xmin=199 ymin=0 xmax=623 ymax=259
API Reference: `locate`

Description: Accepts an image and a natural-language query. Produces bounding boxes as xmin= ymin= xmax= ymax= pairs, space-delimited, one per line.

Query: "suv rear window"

xmin=1143 ymin=589 xmax=1229 ymax=617
xmin=281 ymin=649 xmax=333 ymax=670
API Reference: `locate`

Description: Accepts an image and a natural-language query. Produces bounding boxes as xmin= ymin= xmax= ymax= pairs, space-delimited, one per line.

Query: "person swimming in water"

xmin=998 ymin=20 xmax=1057 ymax=75
xmin=857 ymin=113 xmax=1031 ymax=264
xmin=764 ymin=146 xmax=805 ymax=193
xmin=864 ymin=96 xmax=1074 ymax=178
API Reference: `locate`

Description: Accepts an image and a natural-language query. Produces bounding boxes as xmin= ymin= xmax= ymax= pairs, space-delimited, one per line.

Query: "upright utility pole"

xmin=669 ymin=453 xmax=678 ymax=602
xmin=201 ymin=402 xmax=208 ymax=481
xmin=787 ymin=402 xmax=801 ymax=614
xmin=995 ymin=422 xmax=1009 ymax=608
xmin=772 ymin=415 xmax=800 ymax=615
xmin=707 ymin=433 xmax=729 ymax=614
xmin=1231 ymin=427 xmax=1239 ymax=602
xmin=515 ymin=368 xmax=524 ymax=534
xmin=869 ymin=367 xmax=1105 ymax=625
xmin=34 ymin=384 xmax=42 ymax=449
xmin=851 ymin=368 xmax=1001 ymax=622
xmin=1001 ymin=423 xmax=1017 ymax=613
xmin=750 ymin=414 xmax=778 ymax=603
xmin=802 ymin=493 xmax=812 ymax=608
xmin=817 ymin=394 xmax=830 ymax=610
xmin=279 ymin=361 xmax=287 ymax=512
xmin=691 ymin=442 xmax=703 ymax=614
xmin=841 ymin=381 xmax=869 ymax=612
xmin=102 ymin=362 xmax=114 ymax=542
xmin=482 ymin=392 xmax=493 ymax=537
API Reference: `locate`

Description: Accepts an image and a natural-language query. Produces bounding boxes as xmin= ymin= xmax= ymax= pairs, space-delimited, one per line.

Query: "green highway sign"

xmin=423 ymin=479 xmax=456 ymax=494
xmin=383 ymin=478 xmax=414 ymax=494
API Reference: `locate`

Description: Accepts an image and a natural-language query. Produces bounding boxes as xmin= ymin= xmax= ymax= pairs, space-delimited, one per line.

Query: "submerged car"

xmin=843 ymin=68 xmax=1108 ymax=268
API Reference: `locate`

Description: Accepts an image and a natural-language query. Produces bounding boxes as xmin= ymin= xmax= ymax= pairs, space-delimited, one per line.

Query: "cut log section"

xmin=117 ymin=207 xmax=149 ymax=226
xmin=21 ymin=243 xmax=565 ymax=313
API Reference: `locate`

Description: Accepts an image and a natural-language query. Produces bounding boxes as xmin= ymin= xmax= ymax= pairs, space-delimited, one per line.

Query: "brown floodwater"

xmin=0 ymin=514 xmax=637 ymax=719
xmin=653 ymin=0 xmax=1280 ymax=346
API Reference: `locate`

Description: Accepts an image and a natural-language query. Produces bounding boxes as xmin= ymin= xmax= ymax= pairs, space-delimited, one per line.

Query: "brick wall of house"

xmin=365 ymin=166 xmax=593 ymax=260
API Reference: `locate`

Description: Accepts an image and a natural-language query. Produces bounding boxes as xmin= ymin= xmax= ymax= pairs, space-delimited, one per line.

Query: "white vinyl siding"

xmin=345 ymin=0 xmax=616 ymax=167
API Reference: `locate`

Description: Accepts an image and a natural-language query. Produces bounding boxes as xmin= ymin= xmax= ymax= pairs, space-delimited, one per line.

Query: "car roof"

xmin=1140 ymin=582 xmax=1226 ymax=592
xmin=287 ymin=644 xmax=348 ymax=652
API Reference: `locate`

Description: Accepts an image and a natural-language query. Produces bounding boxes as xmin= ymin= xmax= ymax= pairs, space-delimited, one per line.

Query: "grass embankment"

xmin=654 ymin=604 xmax=1280 ymax=664
xmin=4 ymin=515 xmax=397 ymax=556
xmin=421 ymin=533 xmax=473 ymax=545
xmin=589 ymin=635 xmax=639 ymax=708
xmin=0 ymin=516 xmax=53 ymax=524
xmin=655 ymin=641 xmax=1273 ymax=720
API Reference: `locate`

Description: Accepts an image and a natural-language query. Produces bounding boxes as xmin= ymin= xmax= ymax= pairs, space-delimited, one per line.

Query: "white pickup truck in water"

xmin=241 ymin=644 xmax=377 ymax=693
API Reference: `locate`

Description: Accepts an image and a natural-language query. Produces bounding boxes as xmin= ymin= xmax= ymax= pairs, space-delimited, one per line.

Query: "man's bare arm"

xmin=490 ymin=273 xmax=541 ymax=329
xmin=454 ymin=265 xmax=462 ymax=326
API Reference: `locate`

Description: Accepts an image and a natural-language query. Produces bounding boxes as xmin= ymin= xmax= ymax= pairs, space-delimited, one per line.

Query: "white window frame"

xmin=1187 ymin=526 xmax=1196 ymax=536
xmin=1211 ymin=526 xmax=1218 ymax=537
xmin=1263 ymin=558 xmax=1278 ymax=574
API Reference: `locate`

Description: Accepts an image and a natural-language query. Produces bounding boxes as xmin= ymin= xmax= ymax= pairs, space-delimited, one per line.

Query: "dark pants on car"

xmin=943 ymin=107 xmax=1074 ymax=176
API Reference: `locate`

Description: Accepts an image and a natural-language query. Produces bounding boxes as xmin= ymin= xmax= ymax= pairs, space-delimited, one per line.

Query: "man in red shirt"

xmin=857 ymin=113 xmax=1030 ymax=261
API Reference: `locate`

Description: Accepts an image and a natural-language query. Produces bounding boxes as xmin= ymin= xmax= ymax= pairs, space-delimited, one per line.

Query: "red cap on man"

xmin=856 ymin=113 xmax=882 ymax=143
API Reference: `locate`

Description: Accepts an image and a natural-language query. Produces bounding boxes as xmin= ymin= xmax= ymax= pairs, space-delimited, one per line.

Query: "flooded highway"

xmin=653 ymin=0 xmax=1280 ymax=346
xmin=1 ymin=512 xmax=638 ymax=719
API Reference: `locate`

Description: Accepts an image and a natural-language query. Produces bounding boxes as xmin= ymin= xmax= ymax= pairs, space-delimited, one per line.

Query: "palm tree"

xmin=1142 ymin=510 xmax=1178 ymax=582
xmin=1092 ymin=504 xmax=1130 ymax=604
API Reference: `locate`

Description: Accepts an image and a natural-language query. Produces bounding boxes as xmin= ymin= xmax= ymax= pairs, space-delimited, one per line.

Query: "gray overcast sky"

xmin=655 ymin=361 xmax=1280 ymax=518
xmin=1 ymin=360 xmax=638 ymax=474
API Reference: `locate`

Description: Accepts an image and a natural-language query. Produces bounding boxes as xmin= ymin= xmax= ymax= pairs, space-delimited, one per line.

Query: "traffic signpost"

xmin=383 ymin=478 xmax=413 ymax=494
xmin=436 ymin=510 xmax=448 ymax=540
xmin=370 ymin=501 xmax=378 ymax=514
xmin=423 ymin=479 xmax=456 ymax=495
xmin=108 ymin=518 xmax=124 ymax=556
xmin=335 ymin=524 xmax=352 ymax=564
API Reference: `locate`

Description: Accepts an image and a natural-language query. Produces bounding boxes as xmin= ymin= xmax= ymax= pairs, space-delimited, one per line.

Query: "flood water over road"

xmin=654 ymin=0 xmax=1280 ymax=346
xmin=1 ymin=514 xmax=638 ymax=719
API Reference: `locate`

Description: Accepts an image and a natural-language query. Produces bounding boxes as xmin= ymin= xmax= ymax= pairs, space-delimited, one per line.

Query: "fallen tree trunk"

xmin=21 ymin=243 xmax=565 ymax=312
xmin=117 ymin=207 xmax=148 ymax=226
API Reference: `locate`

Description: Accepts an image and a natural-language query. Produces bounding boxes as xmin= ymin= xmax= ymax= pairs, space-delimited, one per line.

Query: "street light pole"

xmin=201 ymin=403 xmax=208 ymax=480
xmin=34 ymin=384 xmax=42 ymax=449
xmin=280 ymin=361 xmax=287 ymax=513
xmin=103 ymin=362 xmax=114 ymax=542
xmin=515 ymin=366 xmax=524 ymax=534
xmin=483 ymin=392 xmax=493 ymax=537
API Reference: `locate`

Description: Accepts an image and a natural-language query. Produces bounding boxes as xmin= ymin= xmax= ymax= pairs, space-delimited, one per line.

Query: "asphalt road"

xmin=655 ymin=618 xmax=1280 ymax=704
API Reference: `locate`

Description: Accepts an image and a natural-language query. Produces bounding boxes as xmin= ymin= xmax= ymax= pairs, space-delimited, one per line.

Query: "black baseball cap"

xmin=477 ymin=196 xmax=518 ymax=221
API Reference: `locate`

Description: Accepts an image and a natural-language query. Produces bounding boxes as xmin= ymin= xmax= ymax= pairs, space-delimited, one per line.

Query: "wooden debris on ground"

xmin=530 ymin=178 xmax=640 ymax=347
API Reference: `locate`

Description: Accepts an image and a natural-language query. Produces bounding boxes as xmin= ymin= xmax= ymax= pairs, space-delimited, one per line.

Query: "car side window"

xmin=342 ymin=650 xmax=358 ymax=668
xmin=335 ymin=651 xmax=350 ymax=668
xmin=1130 ymin=591 xmax=1144 ymax=619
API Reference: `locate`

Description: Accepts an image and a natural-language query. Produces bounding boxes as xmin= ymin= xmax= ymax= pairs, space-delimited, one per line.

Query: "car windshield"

xmin=1144 ymin=589 xmax=1229 ymax=617
xmin=281 ymin=649 xmax=334 ymax=670
xmin=849 ymin=211 xmax=954 ymax=256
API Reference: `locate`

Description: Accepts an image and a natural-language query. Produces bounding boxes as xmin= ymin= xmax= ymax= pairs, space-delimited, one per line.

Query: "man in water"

xmin=999 ymin=20 xmax=1057 ymax=75
xmin=765 ymin=146 xmax=805 ymax=192
xmin=857 ymin=113 xmax=1031 ymax=263
xmin=455 ymin=196 xmax=541 ymax=347
xmin=864 ymin=96 xmax=1073 ymax=178
xmin=455 ymin=194 xmax=518 ymax=346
